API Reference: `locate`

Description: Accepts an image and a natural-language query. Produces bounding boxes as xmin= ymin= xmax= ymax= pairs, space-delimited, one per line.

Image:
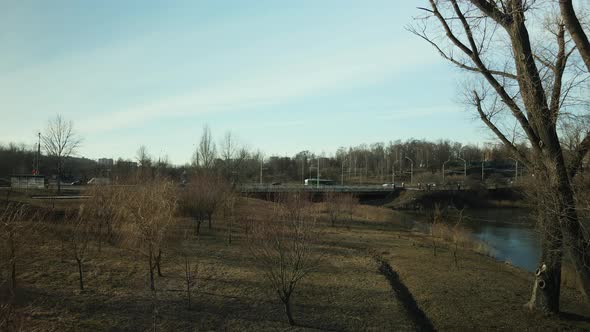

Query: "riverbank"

xmin=385 ymin=187 xmax=527 ymax=210
xmin=1 ymin=197 xmax=588 ymax=330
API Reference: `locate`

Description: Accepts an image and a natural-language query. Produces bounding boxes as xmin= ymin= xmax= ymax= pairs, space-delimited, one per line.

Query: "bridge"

xmin=238 ymin=184 xmax=405 ymax=202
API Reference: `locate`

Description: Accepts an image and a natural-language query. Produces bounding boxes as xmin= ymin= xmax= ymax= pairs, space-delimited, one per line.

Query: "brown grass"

xmin=0 ymin=195 xmax=589 ymax=331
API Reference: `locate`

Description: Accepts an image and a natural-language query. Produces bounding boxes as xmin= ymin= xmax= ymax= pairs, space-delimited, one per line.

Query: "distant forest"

xmin=0 ymin=138 xmax=577 ymax=185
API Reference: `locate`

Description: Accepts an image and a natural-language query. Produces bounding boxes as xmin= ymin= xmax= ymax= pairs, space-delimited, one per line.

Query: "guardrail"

xmin=239 ymin=184 xmax=401 ymax=193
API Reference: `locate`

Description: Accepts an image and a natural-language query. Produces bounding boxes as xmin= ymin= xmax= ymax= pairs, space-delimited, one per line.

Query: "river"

xmin=395 ymin=208 xmax=541 ymax=272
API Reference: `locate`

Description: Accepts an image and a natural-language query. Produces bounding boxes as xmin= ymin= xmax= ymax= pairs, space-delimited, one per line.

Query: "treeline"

xmin=1 ymin=137 xmax=533 ymax=185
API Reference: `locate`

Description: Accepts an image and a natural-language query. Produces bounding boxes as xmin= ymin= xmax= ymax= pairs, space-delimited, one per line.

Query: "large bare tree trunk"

xmin=527 ymin=204 xmax=563 ymax=313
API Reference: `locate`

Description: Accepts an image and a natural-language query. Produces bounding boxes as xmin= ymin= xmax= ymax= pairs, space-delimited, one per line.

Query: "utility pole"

xmin=481 ymin=160 xmax=485 ymax=181
xmin=508 ymin=157 xmax=519 ymax=184
xmin=317 ymin=157 xmax=320 ymax=188
xmin=457 ymin=156 xmax=467 ymax=180
xmin=259 ymin=157 xmax=263 ymax=185
xmin=341 ymin=159 xmax=345 ymax=186
xmin=301 ymin=157 xmax=305 ymax=184
xmin=36 ymin=132 xmax=41 ymax=175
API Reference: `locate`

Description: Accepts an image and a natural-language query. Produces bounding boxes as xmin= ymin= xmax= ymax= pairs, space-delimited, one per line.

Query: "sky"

xmin=0 ymin=1 xmax=492 ymax=165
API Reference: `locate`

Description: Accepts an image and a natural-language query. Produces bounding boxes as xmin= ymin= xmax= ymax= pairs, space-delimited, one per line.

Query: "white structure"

xmin=87 ymin=177 xmax=112 ymax=185
xmin=98 ymin=158 xmax=114 ymax=167
xmin=11 ymin=175 xmax=46 ymax=189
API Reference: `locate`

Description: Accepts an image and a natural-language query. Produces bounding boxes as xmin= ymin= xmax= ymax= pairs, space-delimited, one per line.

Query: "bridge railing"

xmin=238 ymin=184 xmax=401 ymax=193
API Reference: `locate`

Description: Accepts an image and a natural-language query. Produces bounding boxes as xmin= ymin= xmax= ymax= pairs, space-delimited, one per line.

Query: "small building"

xmin=98 ymin=158 xmax=114 ymax=167
xmin=10 ymin=175 xmax=47 ymax=189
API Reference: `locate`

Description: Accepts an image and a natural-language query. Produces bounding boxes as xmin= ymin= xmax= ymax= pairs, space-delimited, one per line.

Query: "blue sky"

xmin=0 ymin=1 xmax=491 ymax=164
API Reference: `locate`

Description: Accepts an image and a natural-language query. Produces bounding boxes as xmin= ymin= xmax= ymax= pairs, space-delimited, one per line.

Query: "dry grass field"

xmin=1 ymin=192 xmax=589 ymax=331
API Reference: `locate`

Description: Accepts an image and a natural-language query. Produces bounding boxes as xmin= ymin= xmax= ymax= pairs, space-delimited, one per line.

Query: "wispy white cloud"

xmin=74 ymin=40 xmax=438 ymax=133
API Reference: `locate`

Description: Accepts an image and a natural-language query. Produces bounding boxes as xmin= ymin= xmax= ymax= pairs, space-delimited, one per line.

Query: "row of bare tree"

xmin=1 ymin=177 xmax=350 ymax=327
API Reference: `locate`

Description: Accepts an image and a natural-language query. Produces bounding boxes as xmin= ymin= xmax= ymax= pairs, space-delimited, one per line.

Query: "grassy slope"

xmin=2 ymin=196 xmax=589 ymax=331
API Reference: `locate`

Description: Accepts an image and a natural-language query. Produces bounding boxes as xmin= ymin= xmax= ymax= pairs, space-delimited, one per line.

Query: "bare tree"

xmin=220 ymin=131 xmax=236 ymax=179
xmin=411 ymin=0 xmax=590 ymax=313
xmin=248 ymin=192 xmax=322 ymax=326
xmin=325 ymin=192 xmax=346 ymax=227
xmin=82 ymin=185 xmax=120 ymax=251
xmin=63 ymin=207 xmax=92 ymax=291
xmin=179 ymin=174 xmax=228 ymax=232
xmin=221 ymin=190 xmax=237 ymax=245
xmin=341 ymin=193 xmax=357 ymax=222
xmin=176 ymin=230 xmax=200 ymax=310
xmin=179 ymin=176 xmax=207 ymax=235
xmin=41 ymin=115 xmax=82 ymax=194
xmin=0 ymin=203 xmax=27 ymax=295
xmin=119 ymin=181 xmax=176 ymax=291
xmin=194 ymin=125 xmax=216 ymax=170
xmin=137 ymin=145 xmax=152 ymax=181
xmin=430 ymin=203 xmax=445 ymax=257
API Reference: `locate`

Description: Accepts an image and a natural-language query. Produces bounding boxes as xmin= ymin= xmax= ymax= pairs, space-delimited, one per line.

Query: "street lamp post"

xmin=404 ymin=156 xmax=414 ymax=184
xmin=481 ymin=160 xmax=485 ymax=181
xmin=508 ymin=157 xmax=519 ymax=183
xmin=259 ymin=157 xmax=263 ymax=185
xmin=457 ymin=156 xmax=467 ymax=180
xmin=341 ymin=158 xmax=346 ymax=186
xmin=317 ymin=157 xmax=320 ymax=188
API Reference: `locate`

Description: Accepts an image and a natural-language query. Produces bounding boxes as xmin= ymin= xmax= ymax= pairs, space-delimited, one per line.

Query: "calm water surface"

xmin=396 ymin=208 xmax=541 ymax=272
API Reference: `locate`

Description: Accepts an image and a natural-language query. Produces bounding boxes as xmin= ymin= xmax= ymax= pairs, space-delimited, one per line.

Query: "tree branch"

xmin=469 ymin=0 xmax=513 ymax=28
xmin=560 ymin=0 xmax=590 ymax=72
xmin=550 ymin=23 xmax=567 ymax=123
xmin=473 ymin=90 xmax=531 ymax=167
xmin=568 ymin=132 xmax=590 ymax=179
xmin=434 ymin=0 xmax=542 ymax=152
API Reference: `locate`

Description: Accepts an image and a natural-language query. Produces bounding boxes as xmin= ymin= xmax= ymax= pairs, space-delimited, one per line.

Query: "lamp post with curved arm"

xmin=457 ymin=156 xmax=467 ymax=180
xmin=508 ymin=157 xmax=519 ymax=183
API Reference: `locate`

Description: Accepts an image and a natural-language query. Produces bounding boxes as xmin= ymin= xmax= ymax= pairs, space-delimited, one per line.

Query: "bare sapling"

xmin=248 ymin=192 xmax=322 ymax=326
xmin=64 ymin=207 xmax=93 ymax=291
xmin=452 ymin=208 xmax=465 ymax=268
xmin=342 ymin=193 xmax=357 ymax=222
xmin=179 ymin=177 xmax=206 ymax=235
xmin=430 ymin=203 xmax=445 ymax=257
xmin=203 ymin=177 xmax=225 ymax=230
xmin=176 ymin=230 xmax=200 ymax=310
xmin=0 ymin=203 xmax=27 ymax=295
xmin=325 ymin=192 xmax=341 ymax=227
xmin=83 ymin=185 xmax=120 ymax=251
xmin=119 ymin=180 xmax=176 ymax=291
xmin=222 ymin=190 xmax=236 ymax=245
xmin=179 ymin=174 xmax=227 ymax=234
